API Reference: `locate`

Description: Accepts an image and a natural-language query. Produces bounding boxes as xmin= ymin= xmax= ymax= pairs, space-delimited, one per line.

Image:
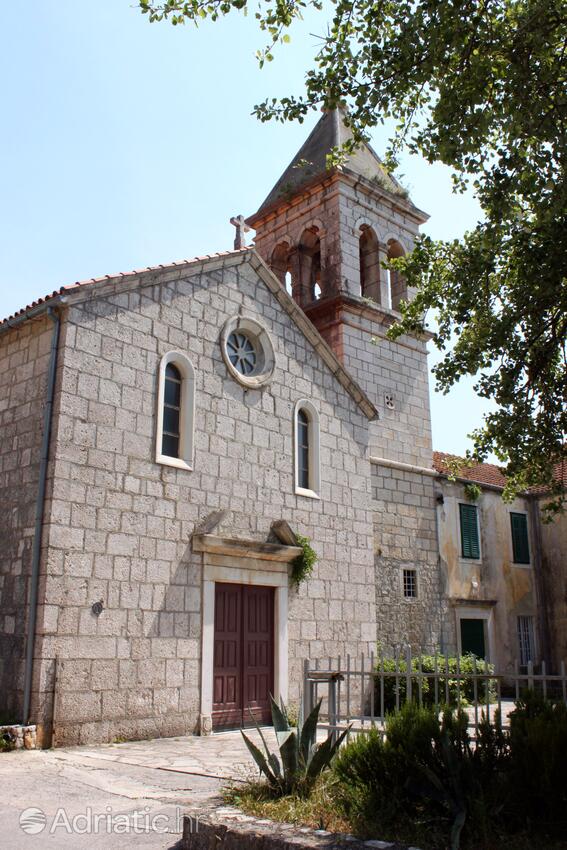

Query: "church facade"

xmin=0 ymin=111 xmax=557 ymax=746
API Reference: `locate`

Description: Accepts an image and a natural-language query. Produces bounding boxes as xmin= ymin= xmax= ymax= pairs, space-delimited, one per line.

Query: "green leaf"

xmin=299 ymin=699 xmax=321 ymax=765
xmin=241 ymin=731 xmax=277 ymax=786
xmin=306 ymin=726 xmax=350 ymax=782
xmin=279 ymin=729 xmax=299 ymax=780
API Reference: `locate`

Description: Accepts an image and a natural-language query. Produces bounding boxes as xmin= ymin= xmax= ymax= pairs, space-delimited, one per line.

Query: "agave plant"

xmin=241 ymin=695 xmax=349 ymax=797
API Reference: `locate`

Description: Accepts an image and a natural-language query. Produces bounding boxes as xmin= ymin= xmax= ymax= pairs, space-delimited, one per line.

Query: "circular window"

xmin=226 ymin=331 xmax=257 ymax=376
xmin=220 ymin=316 xmax=275 ymax=388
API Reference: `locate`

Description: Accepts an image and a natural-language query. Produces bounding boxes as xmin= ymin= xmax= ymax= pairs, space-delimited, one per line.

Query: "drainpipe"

xmin=22 ymin=306 xmax=61 ymax=725
xmin=529 ymin=496 xmax=552 ymax=668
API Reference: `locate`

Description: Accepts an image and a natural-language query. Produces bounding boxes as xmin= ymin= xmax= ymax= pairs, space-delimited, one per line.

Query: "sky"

xmin=0 ymin=1 xmax=493 ymax=458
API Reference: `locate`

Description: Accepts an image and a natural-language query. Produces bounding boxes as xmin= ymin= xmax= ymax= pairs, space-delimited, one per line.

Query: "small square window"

xmin=403 ymin=569 xmax=417 ymax=599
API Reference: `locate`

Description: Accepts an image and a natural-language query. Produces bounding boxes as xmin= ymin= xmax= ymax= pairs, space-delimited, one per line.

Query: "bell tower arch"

xmin=246 ymin=109 xmax=433 ymax=468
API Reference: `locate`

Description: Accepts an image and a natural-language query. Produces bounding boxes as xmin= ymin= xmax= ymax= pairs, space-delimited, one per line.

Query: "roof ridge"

xmin=1 ymin=247 xmax=253 ymax=326
xmin=0 ymin=246 xmax=378 ymax=422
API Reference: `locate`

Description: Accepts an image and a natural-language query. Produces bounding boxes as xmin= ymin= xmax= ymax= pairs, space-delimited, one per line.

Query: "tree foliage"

xmin=140 ymin=0 xmax=567 ymax=510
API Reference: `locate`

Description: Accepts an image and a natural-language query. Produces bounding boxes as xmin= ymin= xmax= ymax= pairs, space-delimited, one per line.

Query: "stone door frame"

xmin=193 ymin=533 xmax=301 ymax=734
xmin=453 ymin=602 xmax=496 ymax=664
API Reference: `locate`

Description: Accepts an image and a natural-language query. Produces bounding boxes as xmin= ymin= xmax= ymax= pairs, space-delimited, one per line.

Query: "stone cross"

xmin=230 ymin=214 xmax=251 ymax=250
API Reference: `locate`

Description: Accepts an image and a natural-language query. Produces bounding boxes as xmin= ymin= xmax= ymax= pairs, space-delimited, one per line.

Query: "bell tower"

xmin=247 ymin=109 xmax=434 ymax=468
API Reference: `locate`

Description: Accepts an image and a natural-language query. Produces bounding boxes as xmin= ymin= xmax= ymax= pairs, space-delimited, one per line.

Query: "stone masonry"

xmin=18 ymin=251 xmax=375 ymax=745
xmin=0 ymin=315 xmax=55 ymax=721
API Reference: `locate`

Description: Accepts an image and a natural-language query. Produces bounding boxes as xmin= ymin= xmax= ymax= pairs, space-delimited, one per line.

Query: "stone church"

xmin=0 ymin=110 xmax=557 ymax=747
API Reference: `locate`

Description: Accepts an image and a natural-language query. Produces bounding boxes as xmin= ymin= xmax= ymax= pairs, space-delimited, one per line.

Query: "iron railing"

xmin=303 ymin=647 xmax=567 ymax=741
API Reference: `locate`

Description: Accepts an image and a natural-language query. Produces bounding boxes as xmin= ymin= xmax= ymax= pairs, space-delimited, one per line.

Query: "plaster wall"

xmin=436 ymin=480 xmax=538 ymax=671
xmin=539 ymin=502 xmax=567 ymax=668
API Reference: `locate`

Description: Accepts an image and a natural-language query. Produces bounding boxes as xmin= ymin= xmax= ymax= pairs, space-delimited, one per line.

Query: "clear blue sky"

xmin=0 ymin=0 xmax=492 ymax=458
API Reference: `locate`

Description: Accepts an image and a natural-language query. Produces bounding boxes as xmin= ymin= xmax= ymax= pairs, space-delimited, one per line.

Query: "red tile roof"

xmin=433 ymin=450 xmax=566 ymax=494
xmin=1 ymin=248 xmax=252 ymax=326
xmin=433 ymin=451 xmax=508 ymax=488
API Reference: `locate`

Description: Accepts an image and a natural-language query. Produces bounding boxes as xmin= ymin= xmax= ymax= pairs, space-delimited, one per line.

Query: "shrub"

xmin=373 ymin=653 xmax=496 ymax=713
xmin=0 ymin=730 xmax=15 ymax=752
xmin=507 ymin=692 xmax=567 ymax=835
xmin=334 ymin=702 xmax=511 ymax=850
xmin=241 ymin=695 xmax=349 ymax=797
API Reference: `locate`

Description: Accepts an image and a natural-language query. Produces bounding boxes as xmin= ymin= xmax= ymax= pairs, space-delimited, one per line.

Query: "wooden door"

xmin=243 ymin=585 xmax=274 ymax=726
xmin=212 ymin=583 xmax=274 ymax=729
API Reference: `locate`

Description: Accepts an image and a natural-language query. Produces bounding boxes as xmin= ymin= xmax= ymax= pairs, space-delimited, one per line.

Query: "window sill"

xmin=295 ymin=486 xmax=320 ymax=500
xmin=459 ymin=557 xmax=482 ymax=566
xmin=156 ymin=454 xmax=193 ymax=472
xmin=512 ymin=561 xmax=531 ymax=569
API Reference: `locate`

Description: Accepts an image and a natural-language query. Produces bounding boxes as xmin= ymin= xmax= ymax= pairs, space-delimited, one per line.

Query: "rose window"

xmin=226 ymin=331 xmax=257 ymax=376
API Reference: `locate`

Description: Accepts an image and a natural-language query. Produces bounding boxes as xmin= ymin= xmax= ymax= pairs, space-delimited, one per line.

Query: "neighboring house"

xmin=0 ymin=109 xmax=564 ymax=747
xmin=433 ymin=452 xmax=567 ymax=673
xmin=433 ymin=453 xmax=541 ymax=672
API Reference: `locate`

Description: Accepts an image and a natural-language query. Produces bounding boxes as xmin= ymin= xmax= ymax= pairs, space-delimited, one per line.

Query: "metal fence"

xmin=303 ymin=647 xmax=567 ymax=741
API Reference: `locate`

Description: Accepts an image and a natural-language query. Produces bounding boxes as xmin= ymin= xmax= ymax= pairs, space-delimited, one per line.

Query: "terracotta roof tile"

xmin=433 ymin=450 xmax=566 ymax=494
xmin=432 ymin=451 xmax=508 ymax=488
xmin=1 ymin=248 xmax=252 ymax=325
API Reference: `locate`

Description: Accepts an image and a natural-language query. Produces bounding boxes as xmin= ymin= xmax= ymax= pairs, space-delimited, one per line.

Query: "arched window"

xmin=387 ymin=239 xmax=406 ymax=311
xmin=271 ymin=242 xmax=292 ymax=287
xmin=156 ymin=351 xmax=195 ymax=470
xmin=298 ymin=227 xmax=322 ymax=305
xmin=162 ymin=363 xmax=182 ymax=458
xmin=297 ymin=409 xmax=310 ymax=489
xmin=293 ymin=400 xmax=320 ymax=498
xmin=359 ymin=226 xmax=381 ymax=302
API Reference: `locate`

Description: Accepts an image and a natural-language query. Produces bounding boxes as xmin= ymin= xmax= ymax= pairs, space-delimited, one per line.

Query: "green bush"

xmin=333 ymin=695 xmax=567 ymax=849
xmin=373 ymin=654 xmax=496 ymax=713
xmin=507 ymin=692 xmax=567 ymax=834
xmin=334 ymin=703 xmax=479 ymax=849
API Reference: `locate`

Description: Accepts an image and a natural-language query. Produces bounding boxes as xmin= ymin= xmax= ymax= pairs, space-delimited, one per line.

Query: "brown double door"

xmin=212 ymin=583 xmax=274 ymax=729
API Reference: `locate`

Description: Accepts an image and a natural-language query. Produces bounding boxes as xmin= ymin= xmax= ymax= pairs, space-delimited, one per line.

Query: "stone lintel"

xmin=192 ymin=533 xmax=301 ymax=563
xmin=450 ymin=598 xmax=498 ymax=607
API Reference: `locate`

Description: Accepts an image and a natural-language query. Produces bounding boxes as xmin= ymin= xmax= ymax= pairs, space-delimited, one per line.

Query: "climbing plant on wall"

xmin=291 ymin=534 xmax=318 ymax=589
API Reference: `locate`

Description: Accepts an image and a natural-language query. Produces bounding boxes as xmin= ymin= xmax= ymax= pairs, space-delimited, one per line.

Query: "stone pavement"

xmin=0 ymin=728 xmax=272 ymax=850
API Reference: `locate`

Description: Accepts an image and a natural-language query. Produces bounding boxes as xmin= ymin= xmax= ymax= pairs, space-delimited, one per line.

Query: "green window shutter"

xmin=511 ymin=513 xmax=530 ymax=564
xmin=459 ymin=503 xmax=480 ymax=559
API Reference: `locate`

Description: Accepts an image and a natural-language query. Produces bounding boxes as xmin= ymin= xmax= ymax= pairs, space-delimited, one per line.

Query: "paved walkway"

xmin=0 ymin=728 xmax=271 ymax=850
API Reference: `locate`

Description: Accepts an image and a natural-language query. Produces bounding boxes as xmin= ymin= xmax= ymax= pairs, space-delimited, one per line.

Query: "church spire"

xmin=247 ymin=109 xmax=408 ymax=224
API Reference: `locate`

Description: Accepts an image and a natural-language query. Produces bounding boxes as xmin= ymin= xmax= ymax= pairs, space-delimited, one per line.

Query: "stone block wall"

xmin=372 ymin=462 xmax=446 ymax=652
xmin=252 ymin=179 xmax=343 ymax=299
xmin=337 ymin=180 xmax=422 ymax=303
xmin=252 ymin=177 xmax=423 ymax=308
xmin=30 ymin=254 xmax=375 ymax=745
xmin=0 ymin=315 xmax=54 ymax=721
xmin=539 ymin=502 xmax=567 ymax=669
xmin=342 ymin=316 xmax=433 ymax=468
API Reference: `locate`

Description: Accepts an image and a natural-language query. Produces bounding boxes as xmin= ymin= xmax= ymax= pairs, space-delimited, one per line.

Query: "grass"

xmin=223 ymin=776 xmax=350 ymax=834
xmin=224 ymin=776 xmax=567 ymax=850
